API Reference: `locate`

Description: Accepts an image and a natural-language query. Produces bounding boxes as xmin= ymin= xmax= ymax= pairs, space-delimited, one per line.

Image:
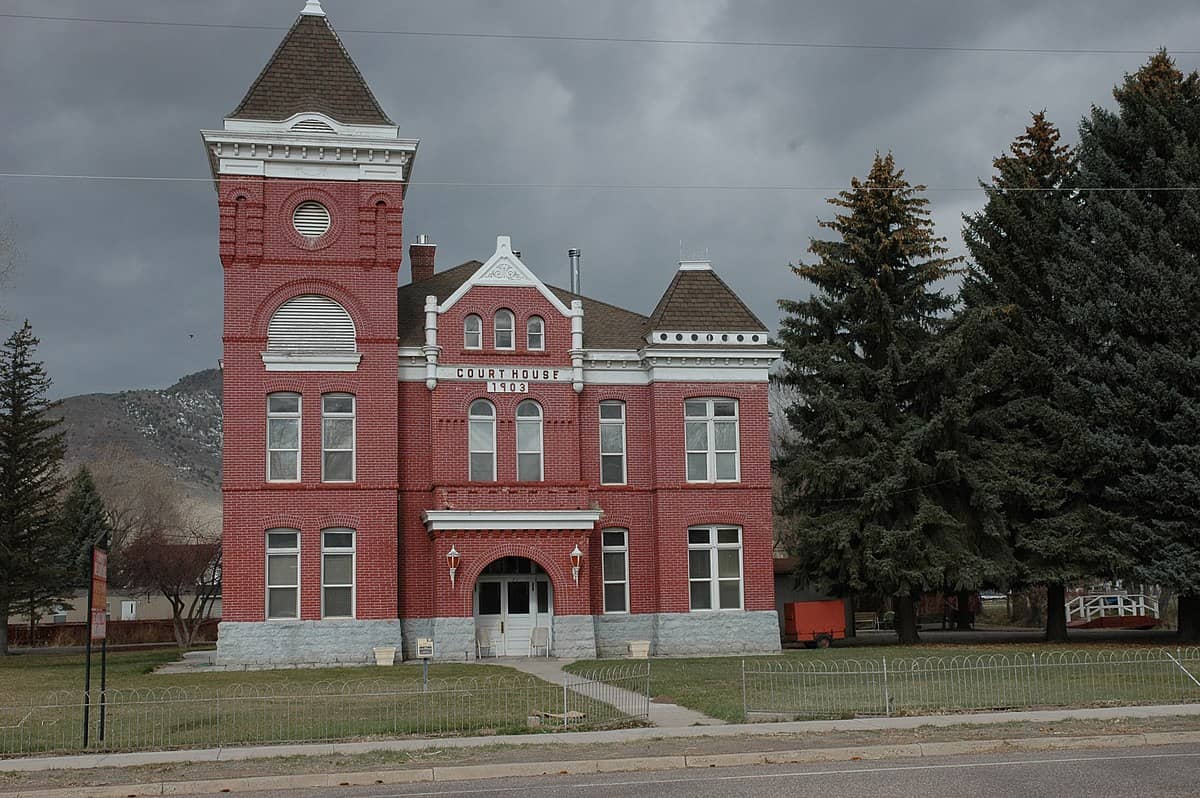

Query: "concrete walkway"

xmin=4 ymin=703 xmax=1198 ymax=774
xmin=499 ymin=656 xmax=724 ymax=727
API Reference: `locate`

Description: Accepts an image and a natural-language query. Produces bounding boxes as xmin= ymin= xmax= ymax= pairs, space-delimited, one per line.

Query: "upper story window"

xmin=527 ymin=316 xmax=545 ymax=351
xmin=684 ymin=398 xmax=740 ymax=482
xmin=599 ymin=401 xmax=627 ymax=485
xmin=469 ymin=399 xmax=496 ymax=482
xmin=321 ymin=528 xmax=355 ymax=619
xmin=688 ymin=525 xmax=742 ymax=611
xmin=516 ymin=400 xmax=544 ymax=481
xmin=494 ymin=309 xmax=515 ymax=350
xmin=322 ymin=394 xmax=355 ymax=482
xmin=464 ymin=314 xmax=483 ymax=350
xmin=267 ymin=295 xmax=356 ymax=354
xmin=267 ymin=393 xmax=301 ymax=482
xmin=602 ymin=528 xmax=629 ymax=614
xmin=266 ymin=529 xmax=300 ymax=619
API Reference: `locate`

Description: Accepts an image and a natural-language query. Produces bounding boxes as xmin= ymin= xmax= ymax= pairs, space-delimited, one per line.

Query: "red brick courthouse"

xmin=205 ymin=1 xmax=781 ymax=664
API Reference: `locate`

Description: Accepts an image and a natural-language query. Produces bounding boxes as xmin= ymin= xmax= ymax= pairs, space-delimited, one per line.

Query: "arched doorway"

xmin=473 ymin=557 xmax=554 ymax=656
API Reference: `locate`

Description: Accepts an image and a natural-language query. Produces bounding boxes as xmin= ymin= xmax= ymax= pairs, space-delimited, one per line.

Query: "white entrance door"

xmin=475 ymin=575 xmax=553 ymax=655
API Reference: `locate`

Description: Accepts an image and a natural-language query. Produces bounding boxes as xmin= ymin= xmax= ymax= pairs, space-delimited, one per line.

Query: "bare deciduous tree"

xmin=117 ymin=526 xmax=220 ymax=649
xmin=91 ymin=447 xmax=221 ymax=648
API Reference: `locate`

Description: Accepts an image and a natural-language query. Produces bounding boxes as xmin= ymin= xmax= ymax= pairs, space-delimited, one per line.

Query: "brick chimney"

xmin=409 ymin=234 xmax=436 ymax=283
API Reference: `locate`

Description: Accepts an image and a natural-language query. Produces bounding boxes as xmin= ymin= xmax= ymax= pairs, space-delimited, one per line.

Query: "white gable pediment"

xmin=439 ymin=236 xmax=572 ymax=316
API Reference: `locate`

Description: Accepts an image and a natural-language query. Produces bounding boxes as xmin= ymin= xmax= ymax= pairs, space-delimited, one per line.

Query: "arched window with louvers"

xmin=264 ymin=295 xmax=362 ymax=373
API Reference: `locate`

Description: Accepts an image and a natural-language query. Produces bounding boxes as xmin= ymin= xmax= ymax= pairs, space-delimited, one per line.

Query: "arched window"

xmin=516 ymin=400 xmax=543 ymax=481
xmin=469 ymin=399 xmax=496 ymax=481
xmin=526 ymin=316 xmax=545 ymax=351
xmin=494 ymin=309 xmax=515 ymax=350
xmin=464 ymin=314 xmax=482 ymax=350
xmin=267 ymin=295 xmax=356 ymax=353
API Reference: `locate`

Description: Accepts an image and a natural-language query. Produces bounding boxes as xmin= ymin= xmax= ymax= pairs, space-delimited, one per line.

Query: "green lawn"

xmin=0 ymin=650 xmax=638 ymax=755
xmin=566 ymin=642 xmax=1200 ymax=723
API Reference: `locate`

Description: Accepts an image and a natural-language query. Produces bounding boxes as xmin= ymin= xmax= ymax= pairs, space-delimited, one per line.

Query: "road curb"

xmin=7 ymin=729 xmax=1200 ymax=798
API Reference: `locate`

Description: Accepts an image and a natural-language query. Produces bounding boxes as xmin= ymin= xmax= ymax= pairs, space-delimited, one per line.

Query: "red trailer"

xmin=783 ymin=599 xmax=847 ymax=648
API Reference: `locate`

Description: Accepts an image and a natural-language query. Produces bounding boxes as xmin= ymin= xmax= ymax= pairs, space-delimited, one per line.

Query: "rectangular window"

xmin=266 ymin=529 xmax=299 ymax=619
xmin=267 ymin=394 xmax=301 ymax=482
xmin=687 ymin=525 xmax=742 ymax=611
xmin=322 ymin=394 xmax=355 ymax=482
xmin=684 ymin=399 xmax=739 ymax=482
xmin=321 ymin=528 xmax=354 ymax=618
xmin=599 ymin=401 xmax=627 ymax=485
xmin=602 ymin=529 xmax=629 ymax=614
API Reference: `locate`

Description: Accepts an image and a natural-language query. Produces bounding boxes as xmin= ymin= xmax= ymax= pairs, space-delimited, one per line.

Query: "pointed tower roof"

xmin=646 ymin=260 xmax=768 ymax=332
xmin=229 ymin=2 xmax=394 ymax=125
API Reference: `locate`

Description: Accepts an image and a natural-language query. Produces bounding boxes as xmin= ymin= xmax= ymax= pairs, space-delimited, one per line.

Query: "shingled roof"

xmin=396 ymin=262 xmax=652 ymax=350
xmin=229 ymin=10 xmax=394 ymax=126
xmin=646 ymin=267 xmax=768 ymax=332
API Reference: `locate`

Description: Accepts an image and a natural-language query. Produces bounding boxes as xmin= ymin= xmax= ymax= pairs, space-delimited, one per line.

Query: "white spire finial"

xmin=301 ymin=0 xmax=325 ymax=16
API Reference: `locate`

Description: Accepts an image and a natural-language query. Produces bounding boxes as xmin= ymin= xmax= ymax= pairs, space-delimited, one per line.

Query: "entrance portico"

xmin=419 ymin=504 xmax=603 ymax=660
xmin=474 ymin=557 xmax=553 ymax=656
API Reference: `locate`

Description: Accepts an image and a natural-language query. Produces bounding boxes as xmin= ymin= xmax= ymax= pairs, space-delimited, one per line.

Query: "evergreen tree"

xmin=0 ymin=321 xmax=67 ymax=654
xmin=952 ymin=113 xmax=1126 ymax=640
xmin=1053 ymin=52 xmax=1200 ymax=640
xmin=776 ymin=153 xmax=965 ymax=643
xmin=57 ymin=465 xmax=111 ymax=587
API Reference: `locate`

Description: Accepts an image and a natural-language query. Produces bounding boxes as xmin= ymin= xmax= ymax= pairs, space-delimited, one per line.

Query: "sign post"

xmin=416 ymin=638 xmax=434 ymax=690
xmin=83 ymin=547 xmax=108 ymax=747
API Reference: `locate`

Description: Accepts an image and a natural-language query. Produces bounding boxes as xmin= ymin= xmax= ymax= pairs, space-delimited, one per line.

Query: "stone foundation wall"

xmin=216 ymin=619 xmax=404 ymax=667
xmin=652 ymin=610 xmax=780 ymax=656
xmin=217 ymin=611 xmax=779 ymax=666
xmin=550 ymin=615 xmax=597 ymax=658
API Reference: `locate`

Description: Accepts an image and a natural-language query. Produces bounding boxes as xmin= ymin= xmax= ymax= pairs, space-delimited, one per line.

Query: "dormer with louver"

xmin=262 ymin=294 xmax=362 ymax=371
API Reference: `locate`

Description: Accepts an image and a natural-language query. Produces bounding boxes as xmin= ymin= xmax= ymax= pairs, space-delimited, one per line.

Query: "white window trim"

xmin=321 ymin=393 xmax=356 ymax=483
xmin=526 ymin=315 xmax=545 ymax=351
xmin=684 ymin=398 xmax=741 ymax=483
xmin=516 ymin=400 xmax=544 ymax=482
xmin=469 ymin=400 xmax=497 ymax=482
xmin=321 ymin=529 xmax=356 ymax=619
xmin=464 ymin=314 xmax=483 ymax=350
xmin=599 ymin=401 xmax=628 ymax=485
xmin=687 ymin=525 xmax=743 ymax=612
xmin=494 ymin=309 xmax=515 ymax=350
xmin=266 ymin=393 xmax=301 ymax=483
xmin=601 ymin=528 xmax=630 ymax=615
xmin=265 ymin=529 xmax=300 ymax=621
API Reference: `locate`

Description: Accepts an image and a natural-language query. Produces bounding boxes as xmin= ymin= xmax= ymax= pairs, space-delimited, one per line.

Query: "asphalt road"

xmin=176 ymin=744 xmax=1200 ymax=798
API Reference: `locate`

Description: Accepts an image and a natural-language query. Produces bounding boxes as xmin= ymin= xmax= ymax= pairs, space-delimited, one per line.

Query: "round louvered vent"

xmin=292 ymin=201 xmax=331 ymax=238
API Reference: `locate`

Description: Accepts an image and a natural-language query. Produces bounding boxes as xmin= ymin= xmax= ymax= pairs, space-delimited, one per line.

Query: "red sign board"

xmin=90 ymin=548 xmax=108 ymax=641
xmin=90 ymin=609 xmax=107 ymax=642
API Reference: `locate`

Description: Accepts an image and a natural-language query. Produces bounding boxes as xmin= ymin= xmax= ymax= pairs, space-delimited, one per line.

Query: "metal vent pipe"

xmin=568 ymin=248 xmax=582 ymax=295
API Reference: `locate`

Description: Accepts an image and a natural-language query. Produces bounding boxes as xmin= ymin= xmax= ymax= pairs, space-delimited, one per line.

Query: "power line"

xmin=0 ymin=172 xmax=1197 ymax=193
xmin=0 ymin=11 xmax=1192 ymax=56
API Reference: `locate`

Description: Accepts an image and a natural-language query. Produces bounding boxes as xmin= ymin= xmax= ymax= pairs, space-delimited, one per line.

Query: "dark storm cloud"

xmin=1 ymin=0 xmax=1196 ymax=396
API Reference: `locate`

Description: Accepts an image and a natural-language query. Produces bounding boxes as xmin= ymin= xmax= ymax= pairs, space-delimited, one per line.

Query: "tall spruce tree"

xmin=1053 ymin=52 xmax=1200 ymax=640
xmin=0 ymin=321 xmax=67 ymax=654
xmin=953 ymin=113 xmax=1125 ymax=641
xmin=57 ymin=466 xmax=111 ymax=588
xmin=776 ymin=153 xmax=965 ymax=643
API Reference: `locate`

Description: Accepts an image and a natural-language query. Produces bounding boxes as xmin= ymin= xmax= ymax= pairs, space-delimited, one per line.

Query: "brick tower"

xmin=202 ymin=0 xmax=416 ymax=664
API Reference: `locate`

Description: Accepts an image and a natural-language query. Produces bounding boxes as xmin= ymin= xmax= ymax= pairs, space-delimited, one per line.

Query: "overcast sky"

xmin=2 ymin=0 xmax=1198 ymax=397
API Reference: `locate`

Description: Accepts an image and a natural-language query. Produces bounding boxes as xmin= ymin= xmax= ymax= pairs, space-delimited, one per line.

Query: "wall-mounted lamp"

xmin=570 ymin=544 xmax=583 ymax=586
xmin=447 ymin=545 xmax=460 ymax=587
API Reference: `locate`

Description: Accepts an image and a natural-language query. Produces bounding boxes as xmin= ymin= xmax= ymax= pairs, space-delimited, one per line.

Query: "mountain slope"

xmin=55 ymin=369 xmax=223 ymax=495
